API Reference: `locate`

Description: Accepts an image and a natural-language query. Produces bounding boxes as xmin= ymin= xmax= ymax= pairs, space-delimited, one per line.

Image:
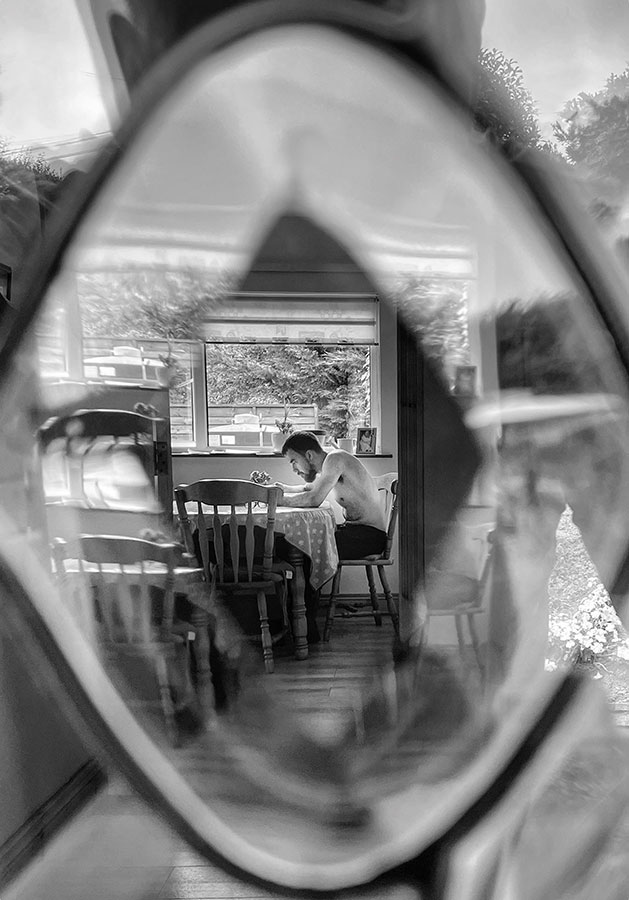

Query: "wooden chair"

xmin=323 ymin=473 xmax=399 ymax=642
xmin=174 ymin=479 xmax=291 ymax=674
xmin=52 ymin=534 xmax=203 ymax=742
xmin=425 ymin=506 xmax=496 ymax=674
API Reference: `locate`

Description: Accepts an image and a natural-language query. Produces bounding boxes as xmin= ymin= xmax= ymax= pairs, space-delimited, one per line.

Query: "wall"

xmin=0 ymin=631 xmax=92 ymax=851
xmin=0 ymin=375 xmax=93 ymax=862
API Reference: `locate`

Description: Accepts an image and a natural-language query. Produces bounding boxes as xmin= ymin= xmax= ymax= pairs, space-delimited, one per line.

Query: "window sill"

xmin=172 ymin=449 xmax=394 ymax=458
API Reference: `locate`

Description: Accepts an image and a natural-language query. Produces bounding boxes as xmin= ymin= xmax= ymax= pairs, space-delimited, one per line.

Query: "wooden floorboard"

xmin=252 ymin=612 xmax=400 ymax=742
xmin=6 ymin=611 xmax=478 ymax=900
xmin=8 ymin=606 xmax=629 ymax=898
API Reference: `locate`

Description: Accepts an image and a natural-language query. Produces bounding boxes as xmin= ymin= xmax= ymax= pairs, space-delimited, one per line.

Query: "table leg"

xmin=284 ymin=545 xmax=309 ymax=660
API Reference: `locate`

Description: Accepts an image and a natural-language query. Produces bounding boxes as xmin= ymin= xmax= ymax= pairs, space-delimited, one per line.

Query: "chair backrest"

xmin=373 ymin=472 xmax=399 ymax=561
xmin=45 ymin=504 xmax=165 ymax=543
xmin=174 ymin=479 xmax=281 ymax=585
xmin=38 ymin=408 xmax=162 ymax=511
xmin=426 ymin=520 xmax=496 ymax=612
xmin=457 ymin=505 xmax=496 ymax=581
xmin=53 ymin=534 xmax=179 ymax=644
xmin=477 ymin=529 xmax=495 ymax=599
xmin=38 ymin=409 xmax=158 ymax=449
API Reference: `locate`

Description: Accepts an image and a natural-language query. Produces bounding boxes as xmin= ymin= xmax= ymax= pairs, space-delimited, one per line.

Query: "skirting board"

xmin=323 ymin=592 xmax=400 ymax=600
xmin=0 ymin=758 xmax=107 ymax=890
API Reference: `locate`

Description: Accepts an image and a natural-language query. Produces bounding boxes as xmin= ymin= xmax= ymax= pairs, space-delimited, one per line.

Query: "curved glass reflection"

xmin=1 ymin=23 xmax=629 ymax=887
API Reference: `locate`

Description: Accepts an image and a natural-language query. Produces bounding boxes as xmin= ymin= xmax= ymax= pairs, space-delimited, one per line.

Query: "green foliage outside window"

xmin=553 ymin=66 xmax=629 ymax=187
xmin=474 ymin=47 xmax=544 ymax=151
xmin=388 ymin=275 xmax=471 ymax=380
xmin=205 ymin=343 xmax=370 ymax=440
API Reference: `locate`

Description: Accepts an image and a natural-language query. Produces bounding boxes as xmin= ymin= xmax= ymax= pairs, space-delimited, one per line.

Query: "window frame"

xmin=42 ymin=330 xmax=382 ymax=454
xmin=191 ymin=337 xmax=381 ymax=453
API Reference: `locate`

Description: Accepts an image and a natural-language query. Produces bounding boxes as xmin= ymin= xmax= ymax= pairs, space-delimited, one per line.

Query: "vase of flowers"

xmin=272 ymin=397 xmax=293 ymax=451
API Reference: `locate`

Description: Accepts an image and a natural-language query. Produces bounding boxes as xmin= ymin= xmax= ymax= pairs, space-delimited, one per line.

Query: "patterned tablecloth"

xmin=177 ymin=503 xmax=339 ymax=591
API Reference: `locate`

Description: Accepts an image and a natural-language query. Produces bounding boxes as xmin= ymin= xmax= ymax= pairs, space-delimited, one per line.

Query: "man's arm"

xmin=280 ymin=455 xmax=343 ymax=508
xmin=274 ymin=481 xmax=314 ymax=493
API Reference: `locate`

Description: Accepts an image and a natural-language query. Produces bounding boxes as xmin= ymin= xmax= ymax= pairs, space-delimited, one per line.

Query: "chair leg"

xmin=279 ymin=581 xmax=290 ymax=632
xmin=154 ymin=652 xmax=178 ymax=745
xmin=454 ymin=614 xmax=467 ymax=669
xmin=256 ymin=591 xmax=274 ymax=674
xmin=323 ymin=568 xmax=342 ymax=642
xmin=365 ymin=566 xmax=383 ymax=626
xmin=377 ymin=566 xmax=398 ymax=634
xmin=173 ymin=635 xmax=196 ymax=708
xmin=467 ymin=613 xmax=484 ymax=675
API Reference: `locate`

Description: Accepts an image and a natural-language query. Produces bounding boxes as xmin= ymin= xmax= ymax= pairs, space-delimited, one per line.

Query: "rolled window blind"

xmin=202 ymin=292 xmax=379 ymax=344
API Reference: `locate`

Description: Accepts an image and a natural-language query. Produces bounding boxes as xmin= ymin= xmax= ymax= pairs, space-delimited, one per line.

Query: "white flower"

xmin=617 ymin=644 xmax=629 ymax=660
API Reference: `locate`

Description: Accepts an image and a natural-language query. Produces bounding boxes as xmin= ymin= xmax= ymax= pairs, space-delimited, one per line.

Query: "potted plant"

xmin=272 ymin=396 xmax=294 ymax=451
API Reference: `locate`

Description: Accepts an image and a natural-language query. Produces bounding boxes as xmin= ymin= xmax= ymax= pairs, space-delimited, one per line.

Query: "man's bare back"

xmin=278 ymin=444 xmax=386 ymax=531
xmin=328 ymin=452 xmax=385 ymax=528
xmin=273 ymin=433 xmax=387 ymax=638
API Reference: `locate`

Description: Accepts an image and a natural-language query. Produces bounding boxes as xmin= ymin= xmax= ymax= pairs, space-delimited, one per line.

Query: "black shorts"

xmin=335 ymin=523 xmax=387 ymax=559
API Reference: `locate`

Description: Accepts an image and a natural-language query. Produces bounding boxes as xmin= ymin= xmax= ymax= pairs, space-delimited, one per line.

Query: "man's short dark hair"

xmin=281 ymin=431 xmax=323 ymax=456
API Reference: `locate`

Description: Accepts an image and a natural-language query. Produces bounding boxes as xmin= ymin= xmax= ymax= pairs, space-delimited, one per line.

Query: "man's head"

xmin=281 ymin=431 xmax=326 ymax=482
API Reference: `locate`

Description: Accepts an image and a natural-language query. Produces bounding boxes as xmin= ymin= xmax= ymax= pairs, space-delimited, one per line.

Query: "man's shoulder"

xmin=325 ymin=448 xmax=354 ymax=463
xmin=325 ymin=449 xmax=370 ymax=473
xmin=322 ymin=448 xmax=354 ymax=472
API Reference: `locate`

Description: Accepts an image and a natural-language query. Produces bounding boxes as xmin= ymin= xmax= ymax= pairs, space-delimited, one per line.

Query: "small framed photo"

xmin=356 ymin=426 xmax=377 ymax=455
xmin=453 ymin=365 xmax=477 ymax=398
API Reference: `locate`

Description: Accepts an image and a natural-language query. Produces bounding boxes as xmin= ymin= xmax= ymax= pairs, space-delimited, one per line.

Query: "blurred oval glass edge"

xmin=2 ymin=16 xmax=629 ymax=894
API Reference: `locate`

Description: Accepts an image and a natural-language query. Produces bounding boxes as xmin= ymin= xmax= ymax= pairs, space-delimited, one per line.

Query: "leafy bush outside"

xmin=547 ymin=508 xmax=629 ymax=701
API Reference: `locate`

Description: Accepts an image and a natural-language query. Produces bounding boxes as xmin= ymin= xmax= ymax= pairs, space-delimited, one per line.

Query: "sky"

xmin=0 ymin=0 xmax=112 ymax=166
xmin=483 ymin=0 xmax=629 ymax=138
xmin=0 ymin=1 xmax=627 ymax=157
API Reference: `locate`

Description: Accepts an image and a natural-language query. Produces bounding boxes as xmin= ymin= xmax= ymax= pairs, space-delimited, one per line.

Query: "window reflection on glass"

xmin=481 ymin=6 xmax=629 ymax=275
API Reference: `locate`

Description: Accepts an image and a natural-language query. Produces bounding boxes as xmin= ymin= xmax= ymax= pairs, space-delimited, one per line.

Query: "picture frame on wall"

xmin=356 ymin=426 xmax=377 ymax=455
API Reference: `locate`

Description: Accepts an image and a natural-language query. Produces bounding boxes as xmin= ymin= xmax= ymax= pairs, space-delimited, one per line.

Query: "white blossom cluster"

xmin=547 ymin=578 xmax=627 ymax=667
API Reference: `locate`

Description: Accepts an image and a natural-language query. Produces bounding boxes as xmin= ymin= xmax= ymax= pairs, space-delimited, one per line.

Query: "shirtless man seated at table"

xmin=275 ymin=431 xmax=386 ymax=558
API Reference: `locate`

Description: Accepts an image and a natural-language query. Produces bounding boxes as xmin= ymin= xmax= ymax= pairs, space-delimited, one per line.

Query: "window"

xmin=199 ymin=291 xmax=378 ymax=451
xmin=35 ymin=294 xmax=377 ymax=453
xmin=205 ymin=343 xmax=372 ymax=450
xmin=80 ymin=336 xmax=196 ymax=447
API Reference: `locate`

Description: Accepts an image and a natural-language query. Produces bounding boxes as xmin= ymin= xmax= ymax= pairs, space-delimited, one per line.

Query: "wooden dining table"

xmin=174 ymin=502 xmax=339 ymax=660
